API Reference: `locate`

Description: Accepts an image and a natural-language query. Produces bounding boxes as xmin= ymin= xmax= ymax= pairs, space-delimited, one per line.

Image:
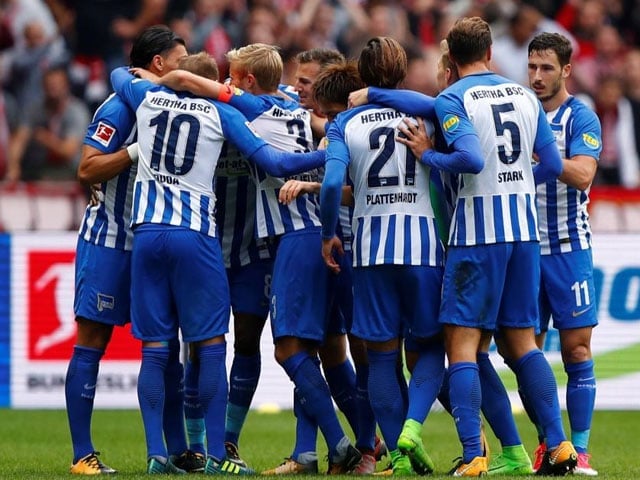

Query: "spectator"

xmin=491 ymin=4 xmax=542 ymax=86
xmin=571 ymin=24 xmax=627 ymax=96
xmin=3 ymin=19 xmax=69 ymax=109
xmin=0 ymin=85 xmax=17 ymax=178
xmin=591 ymin=74 xmax=640 ymax=188
xmin=0 ymin=0 xmax=57 ymax=51
xmin=170 ymin=0 xmax=242 ymax=79
xmin=6 ymin=65 xmax=89 ymax=181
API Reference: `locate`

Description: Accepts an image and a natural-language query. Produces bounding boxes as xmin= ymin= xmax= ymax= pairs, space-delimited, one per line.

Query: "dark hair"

xmin=446 ymin=17 xmax=492 ymax=66
xmin=129 ymin=25 xmax=186 ymax=68
xmin=528 ymin=32 xmax=573 ymax=67
xmin=358 ymin=37 xmax=407 ymax=88
xmin=312 ymin=61 xmax=364 ymax=107
xmin=295 ymin=48 xmax=345 ymax=68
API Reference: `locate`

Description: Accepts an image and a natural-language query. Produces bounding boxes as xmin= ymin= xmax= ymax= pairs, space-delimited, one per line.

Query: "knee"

xmin=562 ymin=343 xmax=591 ymax=364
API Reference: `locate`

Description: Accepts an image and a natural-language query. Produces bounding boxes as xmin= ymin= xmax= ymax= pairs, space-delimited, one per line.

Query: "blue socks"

xmin=513 ymin=349 xmax=565 ymax=449
xmin=163 ymin=341 xmax=187 ymax=456
xmin=437 ymin=368 xmax=452 ymax=414
xmin=199 ymin=343 xmax=228 ymax=461
xmin=65 ymin=345 xmax=103 ymax=463
xmin=226 ymin=353 xmax=261 ymax=446
xmin=406 ymin=343 xmax=445 ymax=424
xmin=184 ymin=358 xmax=205 ymax=455
xmin=448 ymin=362 xmax=482 ymax=463
xmin=565 ymin=359 xmax=596 ymax=453
xmin=354 ymin=363 xmax=376 ymax=452
xmin=324 ymin=360 xmax=359 ymax=437
xmin=138 ymin=346 xmax=170 ymax=459
xmin=477 ymin=352 xmax=522 ymax=447
xmin=367 ymin=349 xmax=406 ymax=451
xmin=292 ymin=386 xmax=318 ymax=460
xmin=282 ymin=351 xmax=345 ymax=458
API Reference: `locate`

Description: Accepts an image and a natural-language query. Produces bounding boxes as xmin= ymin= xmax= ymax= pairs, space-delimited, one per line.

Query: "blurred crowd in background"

xmin=0 ymin=0 xmax=639 ymax=190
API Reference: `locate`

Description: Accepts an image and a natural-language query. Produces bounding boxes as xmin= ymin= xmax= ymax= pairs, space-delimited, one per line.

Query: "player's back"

xmin=214 ymin=141 xmax=271 ymax=268
xmin=437 ymin=72 xmax=544 ymax=246
xmin=79 ymin=93 xmax=137 ymax=250
xmin=230 ymin=93 xmax=321 ymax=238
xmin=331 ymin=104 xmax=443 ymax=267
xmin=132 ymin=88 xmax=227 ymax=236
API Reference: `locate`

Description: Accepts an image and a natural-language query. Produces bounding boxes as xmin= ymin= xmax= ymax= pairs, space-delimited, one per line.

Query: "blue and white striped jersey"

xmin=80 ymin=93 xmax=137 ymax=250
xmin=111 ymin=71 xmax=267 ymax=236
xmin=537 ymin=96 xmax=602 ymax=255
xmin=214 ymin=141 xmax=272 ymax=268
xmin=325 ymin=105 xmax=445 ymax=267
xmin=436 ymin=72 xmax=556 ymax=246
xmin=227 ymin=91 xmax=321 ymax=238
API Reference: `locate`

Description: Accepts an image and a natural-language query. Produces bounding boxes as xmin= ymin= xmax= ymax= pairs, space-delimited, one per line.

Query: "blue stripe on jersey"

xmin=369 ymin=216 xmax=382 ymax=266
xmin=355 ymin=217 xmax=364 ymax=268
xmin=509 ymin=194 xmax=521 ymax=240
xmin=493 ymin=196 xmax=504 ymax=241
xmin=132 ymin=181 xmax=142 ymax=224
xmin=385 ymin=214 xmax=396 ymax=262
xmin=260 ymin=189 xmax=277 ymax=238
xmin=144 ymin=182 xmax=157 ymax=223
xmin=161 ymin=187 xmax=174 ymax=224
xmin=113 ymin=172 xmax=130 ymax=247
xmin=473 ymin=197 xmax=485 ymax=244
xmin=525 ymin=194 xmax=537 ymax=239
xmin=545 ymin=180 xmax=559 ymax=254
xmin=201 ymin=195 xmax=211 ymax=233
xmin=453 ymin=198 xmax=465 ymax=244
xmin=279 ymin=201 xmax=294 ymax=232
xmin=404 ymin=215 xmax=413 ymax=264
xmin=180 ymin=191 xmax=191 ymax=227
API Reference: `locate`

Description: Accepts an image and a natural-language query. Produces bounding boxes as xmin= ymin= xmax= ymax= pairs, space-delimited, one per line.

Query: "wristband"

xmin=126 ymin=143 xmax=139 ymax=163
xmin=217 ymin=85 xmax=234 ymax=103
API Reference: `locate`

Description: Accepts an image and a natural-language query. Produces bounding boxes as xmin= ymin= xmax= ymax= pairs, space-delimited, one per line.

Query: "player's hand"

xmin=397 ymin=117 xmax=432 ymax=159
xmin=129 ymin=68 xmax=160 ymax=83
xmin=322 ymin=236 xmax=344 ymax=274
xmin=89 ymin=184 xmax=103 ymax=206
xmin=278 ymin=180 xmax=320 ymax=204
xmin=348 ymin=88 xmax=369 ymax=108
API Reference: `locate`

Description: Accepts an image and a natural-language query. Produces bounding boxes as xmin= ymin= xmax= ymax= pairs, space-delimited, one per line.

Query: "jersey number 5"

xmin=492 ymin=103 xmax=521 ymax=165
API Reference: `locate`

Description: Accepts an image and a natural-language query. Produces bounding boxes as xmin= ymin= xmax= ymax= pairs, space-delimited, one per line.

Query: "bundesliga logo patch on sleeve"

xmin=92 ymin=122 xmax=116 ymax=147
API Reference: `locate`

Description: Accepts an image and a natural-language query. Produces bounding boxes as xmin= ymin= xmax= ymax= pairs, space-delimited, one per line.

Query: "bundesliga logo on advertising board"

xmin=27 ymin=250 xmax=139 ymax=361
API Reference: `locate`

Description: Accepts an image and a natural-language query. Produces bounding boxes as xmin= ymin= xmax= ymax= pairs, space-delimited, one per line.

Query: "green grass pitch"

xmin=0 ymin=409 xmax=638 ymax=479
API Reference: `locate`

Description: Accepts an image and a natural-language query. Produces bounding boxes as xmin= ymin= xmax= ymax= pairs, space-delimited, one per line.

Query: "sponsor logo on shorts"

xmin=572 ymin=305 xmax=593 ymax=317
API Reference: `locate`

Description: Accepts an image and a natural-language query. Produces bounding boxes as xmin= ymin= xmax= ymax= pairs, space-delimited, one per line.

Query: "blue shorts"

xmin=351 ymin=264 xmax=443 ymax=342
xmin=227 ymin=259 xmax=273 ymax=318
xmin=539 ymin=248 xmax=598 ymax=332
xmin=131 ymin=225 xmax=230 ymax=343
xmin=270 ymin=228 xmax=330 ymax=342
xmin=74 ymin=237 xmax=131 ymax=326
xmin=326 ymin=251 xmax=353 ymax=336
xmin=440 ymin=242 xmax=540 ymax=331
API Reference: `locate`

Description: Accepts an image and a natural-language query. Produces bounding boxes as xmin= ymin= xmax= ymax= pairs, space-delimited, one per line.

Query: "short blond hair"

xmin=226 ymin=43 xmax=283 ymax=91
xmin=178 ymin=52 xmax=219 ymax=80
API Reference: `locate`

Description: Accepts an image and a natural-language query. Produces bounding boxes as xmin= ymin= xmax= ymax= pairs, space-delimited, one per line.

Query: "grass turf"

xmin=0 ymin=409 xmax=637 ymax=479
